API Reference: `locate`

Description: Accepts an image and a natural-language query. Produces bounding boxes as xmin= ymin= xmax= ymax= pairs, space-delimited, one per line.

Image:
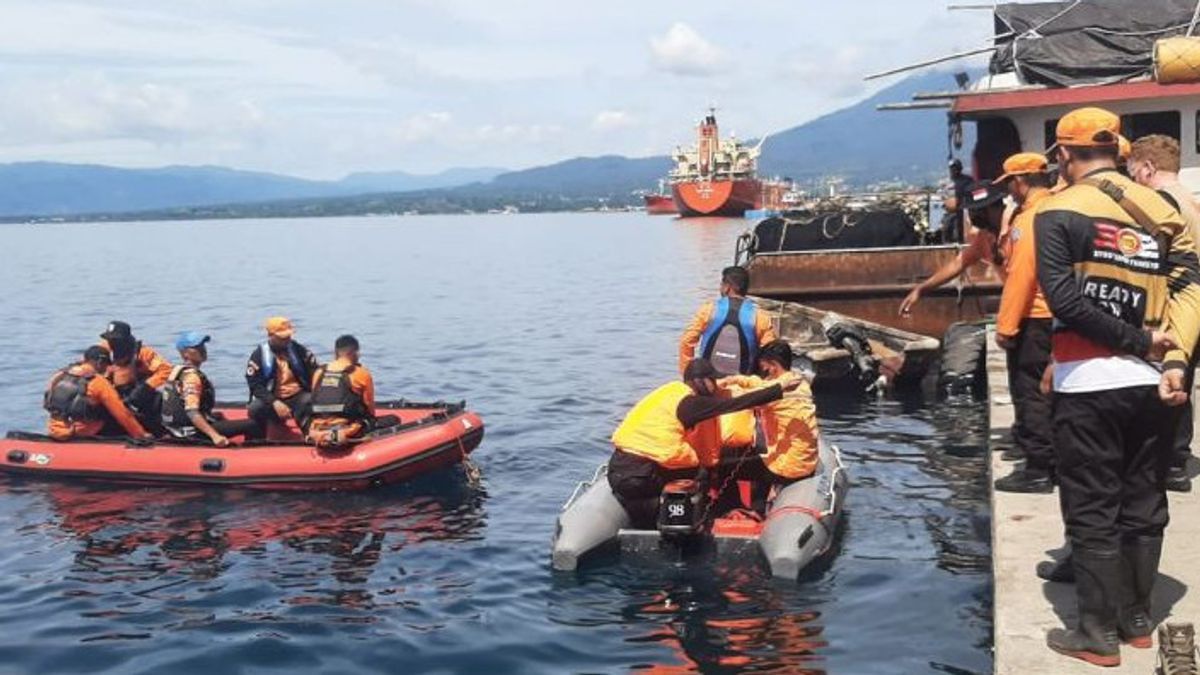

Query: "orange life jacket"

xmin=611 ymin=381 xmax=722 ymax=470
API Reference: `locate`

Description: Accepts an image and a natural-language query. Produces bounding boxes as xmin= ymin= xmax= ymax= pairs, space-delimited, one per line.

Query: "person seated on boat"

xmin=160 ymin=332 xmax=262 ymax=446
xmin=679 ymin=266 xmax=777 ymax=376
xmin=607 ymin=358 xmax=802 ymax=528
xmin=44 ymin=346 xmax=153 ymax=441
xmin=305 ymin=335 xmax=399 ymax=447
xmin=98 ymin=320 xmax=173 ymax=427
xmin=245 ymin=316 xmax=320 ymax=435
xmin=898 ymin=181 xmax=1008 ymax=316
xmin=718 ymin=340 xmax=819 ymax=486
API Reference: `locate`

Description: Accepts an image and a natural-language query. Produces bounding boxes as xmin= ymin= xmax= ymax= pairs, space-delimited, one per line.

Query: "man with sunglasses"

xmin=160 ymin=332 xmax=262 ymax=446
xmin=44 ymin=345 xmax=151 ymax=441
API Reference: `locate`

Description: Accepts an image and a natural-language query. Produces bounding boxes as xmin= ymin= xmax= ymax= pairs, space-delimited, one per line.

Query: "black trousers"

xmin=607 ymin=449 xmax=701 ymax=529
xmin=248 ymin=392 xmax=312 ymax=432
xmin=1005 ymin=318 xmax=1054 ymax=470
xmin=1055 ymin=386 xmax=1179 ymax=552
xmin=1171 ymin=352 xmax=1199 ymax=470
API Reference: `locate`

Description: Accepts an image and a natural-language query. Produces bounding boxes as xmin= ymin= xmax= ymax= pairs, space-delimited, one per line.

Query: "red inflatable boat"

xmin=0 ymin=400 xmax=484 ymax=490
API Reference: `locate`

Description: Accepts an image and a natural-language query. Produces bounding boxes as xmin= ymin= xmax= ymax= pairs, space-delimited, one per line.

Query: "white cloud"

xmin=592 ymin=110 xmax=635 ymax=131
xmin=388 ymin=111 xmax=453 ymax=143
xmin=649 ymin=23 xmax=725 ymax=77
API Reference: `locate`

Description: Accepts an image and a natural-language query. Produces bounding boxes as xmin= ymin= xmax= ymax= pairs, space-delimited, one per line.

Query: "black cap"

xmin=961 ymin=181 xmax=1006 ymax=211
xmin=683 ymin=358 xmax=722 ymax=381
xmin=759 ymin=340 xmax=794 ymax=370
xmin=83 ymin=345 xmax=111 ymax=364
xmin=100 ymin=321 xmax=134 ymax=342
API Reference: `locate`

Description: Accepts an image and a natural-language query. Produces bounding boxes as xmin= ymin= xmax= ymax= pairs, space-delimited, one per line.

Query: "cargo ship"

xmin=669 ymin=110 xmax=765 ymax=217
xmin=642 ymin=180 xmax=678 ymax=215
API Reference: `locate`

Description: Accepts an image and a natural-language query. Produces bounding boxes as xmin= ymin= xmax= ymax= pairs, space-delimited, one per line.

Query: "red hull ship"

xmin=669 ymin=110 xmax=764 ymax=218
xmin=643 ymin=191 xmax=678 ymax=215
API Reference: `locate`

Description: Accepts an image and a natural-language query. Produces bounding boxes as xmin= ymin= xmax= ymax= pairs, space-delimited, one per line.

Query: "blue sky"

xmin=0 ymin=1 xmax=986 ymax=178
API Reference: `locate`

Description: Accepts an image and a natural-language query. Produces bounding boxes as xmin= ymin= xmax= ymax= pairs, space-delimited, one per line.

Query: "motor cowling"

xmin=823 ymin=320 xmax=883 ymax=391
xmin=657 ymin=479 xmax=706 ymax=537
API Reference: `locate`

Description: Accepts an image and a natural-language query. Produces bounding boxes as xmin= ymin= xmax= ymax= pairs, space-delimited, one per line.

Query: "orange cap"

xmin=1047 ymin=107 xmax=1120 ymax=153
xmin=1118 ymin=134 xmax=1131 ymax=161
xmin=265 ymin=316 xmax=294 ymax=338
xmin=994 ymin=152 xmax=1050 ymax=184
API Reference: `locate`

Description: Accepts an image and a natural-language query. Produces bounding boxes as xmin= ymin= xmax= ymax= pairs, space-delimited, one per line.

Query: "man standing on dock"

xmin=1035 ymin=107 xmax=1200 ymax=667
xmin=992 ymin=153 xmax=1056 ymax=493
xmin=1128 ymin=133 xmax=1200 ymax=493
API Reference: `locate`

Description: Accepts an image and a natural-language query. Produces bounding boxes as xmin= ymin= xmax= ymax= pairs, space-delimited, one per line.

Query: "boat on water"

xmin=669 ymin=110 xmax=769 ymax=218
xmin=743 ymin=1 xmax=1200 ymax=338
xmin=642 ymin=179 xmax=679 ymax=215
xmin=754 ymin=297 xmax=940 ymax=390
xmin=0 ymin=400 xmax=484 ymax=490
xmin=551 ymin=439 xmax=846 ymax=580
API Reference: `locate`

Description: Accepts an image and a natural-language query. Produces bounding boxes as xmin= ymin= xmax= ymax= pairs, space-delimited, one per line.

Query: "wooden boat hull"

xmin=745 ymin=245 xmax=1002 ymax=338
xmin=752 ymin=297 xmax=941 ymax=388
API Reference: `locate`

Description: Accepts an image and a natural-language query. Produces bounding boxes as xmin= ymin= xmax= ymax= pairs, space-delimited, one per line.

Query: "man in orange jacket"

xmin=45 ymin=346 xmax=152 ymax=441
xmin=306 ymin=335 xmax=398 ymax=447
xmin=992 ymin=152 xmax=1056 ymax=493
xmin=718 ymin=340 xmax=820 ymax=510
xmin=679 ymin=266 xmax=777 ymax=376
xmin=99 ymin=321 xmax=172 ymax=428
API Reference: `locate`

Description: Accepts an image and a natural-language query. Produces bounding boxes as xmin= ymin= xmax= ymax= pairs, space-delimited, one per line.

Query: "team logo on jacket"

xmin=1116 ymin=228 xmax=1143 ymax=257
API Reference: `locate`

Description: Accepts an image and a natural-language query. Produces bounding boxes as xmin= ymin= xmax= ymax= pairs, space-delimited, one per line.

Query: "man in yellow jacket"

xmin=608 ymin=358 xmax=801 ymax=527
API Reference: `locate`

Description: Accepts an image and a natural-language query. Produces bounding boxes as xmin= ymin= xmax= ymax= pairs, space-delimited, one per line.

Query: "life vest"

xmin=611 ymin=381 xmax=721 ymax=470
xmin=257 ymin=342 xmax=311 ymax=394
xmin=699 ymin=297 xmax=759 ymax=376
xmin=160 ymin=365 xmax=214 ymax=437
xmin=310 ymin=365 xmax=369 ymax=421
xmin=44 ymin=369 xmax=96 ymax=422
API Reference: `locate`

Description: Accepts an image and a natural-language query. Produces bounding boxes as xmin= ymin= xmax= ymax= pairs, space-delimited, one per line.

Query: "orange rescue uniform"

xmin=100 ymin=341 xmax=172 ymax=390
xmin=307 ymin=357 xmax=376 ymax=439
xmin=679 ymin=300 xmax=777 ymax=374
xmin=722 ymin=374 xmax=820 ymax=479
xmin=46 ymin=364 xmax=148 ymax=440
xmin=996 ymin=188 xmax=1054 ymax=338
xmin=611 ymin=381 xmax=723 ymax=470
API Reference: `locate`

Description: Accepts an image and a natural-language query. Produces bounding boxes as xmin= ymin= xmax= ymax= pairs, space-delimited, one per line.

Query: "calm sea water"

xmin=0 ymin=213 xmax=991 ymax=674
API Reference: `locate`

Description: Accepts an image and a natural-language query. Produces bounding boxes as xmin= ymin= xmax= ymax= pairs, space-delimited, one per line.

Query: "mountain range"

xmin=0 ymin=69 xmax=968 ymax=219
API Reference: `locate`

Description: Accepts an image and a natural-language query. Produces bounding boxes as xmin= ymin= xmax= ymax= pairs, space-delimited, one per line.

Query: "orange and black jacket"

xmin=45 ymin=364 xmax=147 ymax=440
xmin=308 ymin=357 xmax=377 ymax=435
xmin=245 ymin=341 xmax=320 ymax=404
xmin=1034 ymin=169 xmax=1200 ymax=373
xmin=101 ymin=341 xmax=172 ymax=392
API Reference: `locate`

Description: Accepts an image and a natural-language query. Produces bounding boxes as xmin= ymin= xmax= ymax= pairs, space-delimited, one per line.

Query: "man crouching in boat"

xmin=160 ymin=332 xmax=262 ymax=446
xmin=44 ymin=346 xmax=153 ymax=441
xmin=306 ymin=335 xmax=400 ymax=448
xmin=607 ymin=358 xmax=802 ymax=528
xmin=718 ymin=340 xmax=819 ymax=508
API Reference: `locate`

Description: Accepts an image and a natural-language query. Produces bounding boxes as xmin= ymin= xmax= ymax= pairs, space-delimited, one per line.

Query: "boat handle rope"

xmin=456 ymin=434 xmax=482 ymax=489
xmin=561 ymin=463 xmax=606 ymax=511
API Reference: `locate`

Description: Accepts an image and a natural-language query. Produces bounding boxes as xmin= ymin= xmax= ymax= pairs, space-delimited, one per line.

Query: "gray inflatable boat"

xmin=551 ymin=440 xmax=846 ymax=579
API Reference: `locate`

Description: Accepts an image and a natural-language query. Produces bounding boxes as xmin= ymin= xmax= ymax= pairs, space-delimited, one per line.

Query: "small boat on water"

xmin=551 ymin=440 xmax=846 ymax=580
xmin=754 ymin=297 xmax=940 ymax=390
xmin=0 ymin=400 xmax=484 ymax=490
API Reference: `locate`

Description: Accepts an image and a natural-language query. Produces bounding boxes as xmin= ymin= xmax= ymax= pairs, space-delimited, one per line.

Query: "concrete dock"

xmin=989 ymin=327 xmax=1200 ymax=673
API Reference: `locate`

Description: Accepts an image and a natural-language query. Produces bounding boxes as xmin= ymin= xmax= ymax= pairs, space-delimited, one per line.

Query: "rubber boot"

xmin=1046 ymin=547 xmax=1122 ymax=667
xmin=1158 ymin=623 xmax=1200 ymax=675
xmin=1118 ymin=535 xmax=1162 ymax=649
xmin=1037 ymin=552 xmax=1075 ymax=583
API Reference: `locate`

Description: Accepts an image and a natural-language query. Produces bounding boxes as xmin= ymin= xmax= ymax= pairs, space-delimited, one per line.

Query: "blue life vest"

xmin=698 ymin=297 xmax=759 ymax=376
xmin=257 ymin=342 xmax=311 ymax=394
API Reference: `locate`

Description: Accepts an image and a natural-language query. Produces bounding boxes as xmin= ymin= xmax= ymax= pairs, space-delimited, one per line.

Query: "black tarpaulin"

xmin=991 ymin=0 xmax=1199 ymax=87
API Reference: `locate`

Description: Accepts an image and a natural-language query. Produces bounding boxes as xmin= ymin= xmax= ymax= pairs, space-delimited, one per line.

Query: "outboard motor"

xmin=657 ymin=479 xmax=706 ymax=538
xmin=821 ymin=315 xmax=884 ymax=392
